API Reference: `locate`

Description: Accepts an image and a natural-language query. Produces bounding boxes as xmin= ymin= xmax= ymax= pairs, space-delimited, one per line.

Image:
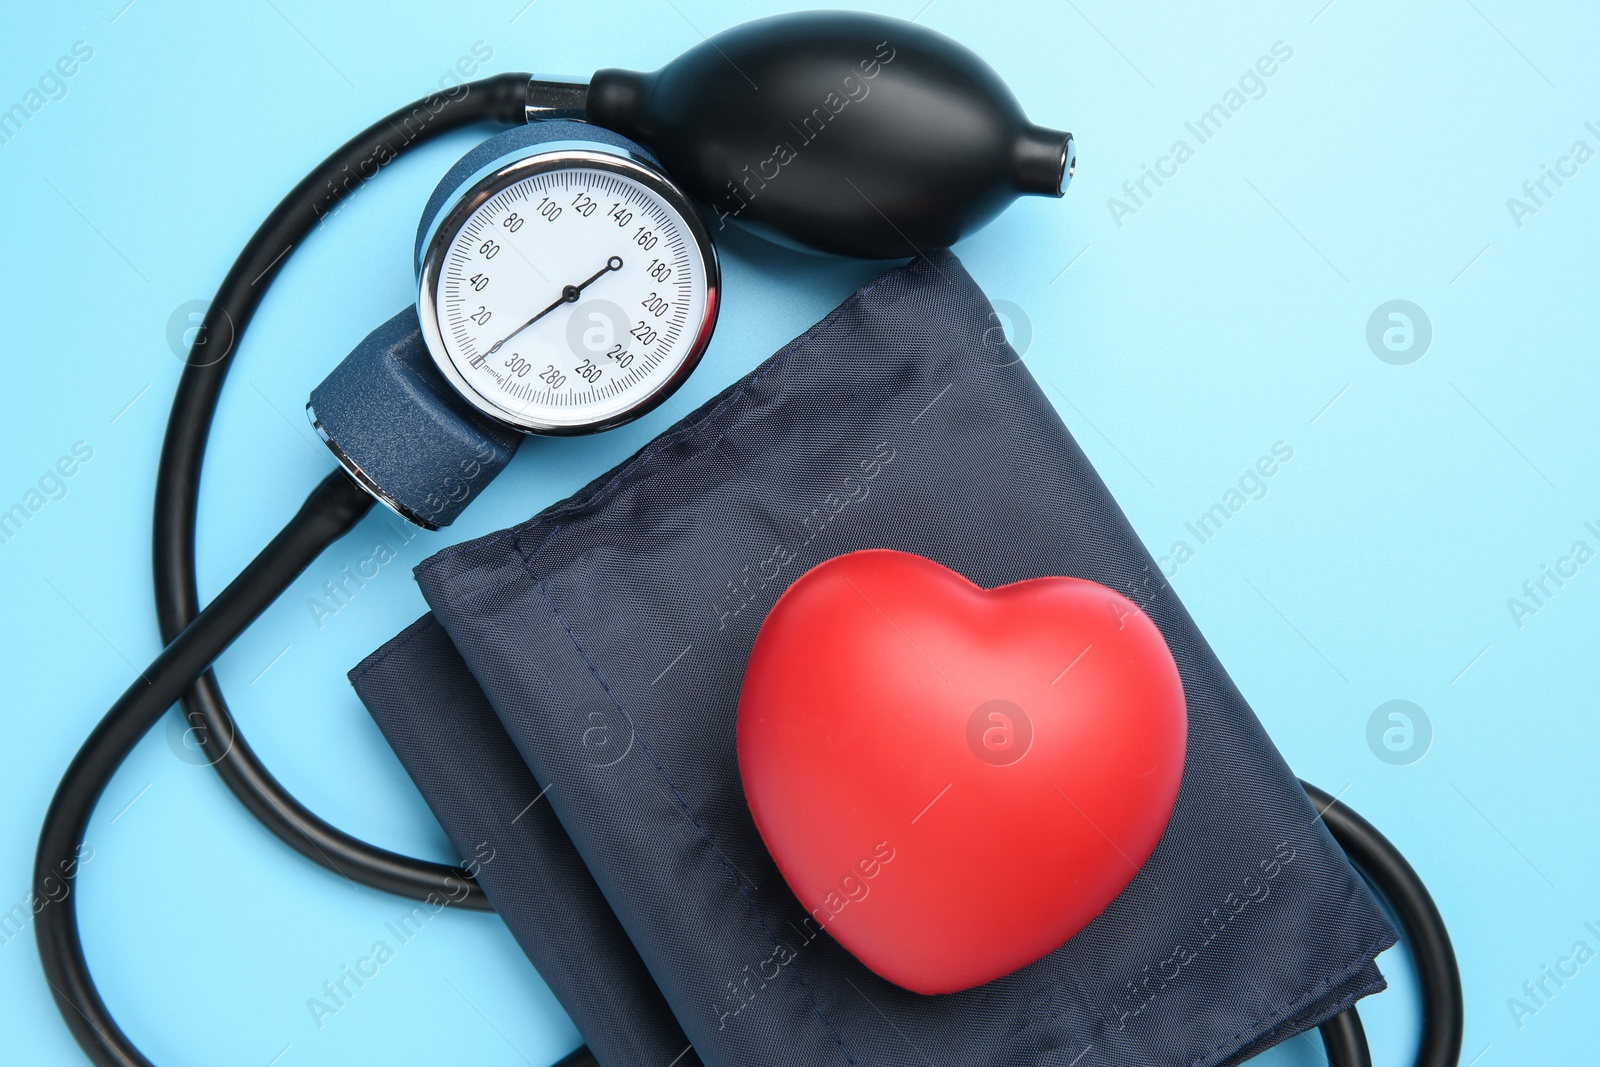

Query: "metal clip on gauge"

xmin=307 ymin=10 xmax=1074 ymax=529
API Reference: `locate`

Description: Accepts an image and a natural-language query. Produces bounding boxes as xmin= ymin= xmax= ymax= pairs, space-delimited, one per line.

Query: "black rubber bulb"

xmin=587 ymin=11 xmax=1074 ymax=258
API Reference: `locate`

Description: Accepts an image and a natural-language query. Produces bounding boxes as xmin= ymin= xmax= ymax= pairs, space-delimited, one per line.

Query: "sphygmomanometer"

xmin=35 ymin=12 xmax=1463 ymax=1067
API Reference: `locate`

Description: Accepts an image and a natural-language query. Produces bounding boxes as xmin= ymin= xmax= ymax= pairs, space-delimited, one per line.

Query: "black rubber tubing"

xmin=152 ymin=72 xmax=530 ymax=910
xmin=1304 ymin=781 xmax=1465 ymax=1067
xmin=31 ymin=77 xmax=540 ymax=1067
xmin=35 ymin=470 xmax=376 ymax=1067
xmin=1319 ymin=1005 xmax=1373 ymax=1067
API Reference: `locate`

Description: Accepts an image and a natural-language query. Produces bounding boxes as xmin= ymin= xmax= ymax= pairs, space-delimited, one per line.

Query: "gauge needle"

xmin=485 ymin=255 xmax=624 ymax=355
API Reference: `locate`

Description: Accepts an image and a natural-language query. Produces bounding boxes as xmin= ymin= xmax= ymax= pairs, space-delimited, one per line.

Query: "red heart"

xmin=737 ymin=549 xmax=1186 ymax=994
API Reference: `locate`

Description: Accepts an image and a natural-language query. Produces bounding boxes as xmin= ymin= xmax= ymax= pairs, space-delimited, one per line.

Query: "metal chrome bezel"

xmin=417 ymin=146 xmax=720 ymax=436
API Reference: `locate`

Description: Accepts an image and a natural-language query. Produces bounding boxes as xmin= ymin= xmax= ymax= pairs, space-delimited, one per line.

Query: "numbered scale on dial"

xmin=418 ymin=148 xmax=719 ymax=435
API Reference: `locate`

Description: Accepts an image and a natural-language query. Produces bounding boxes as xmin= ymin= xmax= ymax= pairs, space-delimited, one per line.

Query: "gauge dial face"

xmin=419 ymin=151 xmax=717 ymax=434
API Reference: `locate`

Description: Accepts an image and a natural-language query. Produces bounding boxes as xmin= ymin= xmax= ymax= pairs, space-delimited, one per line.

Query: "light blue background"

xmin=3 ymin=1 xmax=1596 ymax=1064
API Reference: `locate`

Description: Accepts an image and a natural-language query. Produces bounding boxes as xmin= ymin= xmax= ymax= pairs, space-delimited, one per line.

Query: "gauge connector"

xmin=525 ymin=75 xmax=588 ymax=123
xmin=308 ymin=308 xmax=522 ymax=529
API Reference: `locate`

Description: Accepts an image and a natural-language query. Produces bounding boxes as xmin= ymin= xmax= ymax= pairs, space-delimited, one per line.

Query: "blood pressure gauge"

xmin=306 ymin=124 xmax=721 ymax=529
xmin=416 ymin=132 xmax=719 ymax=435
xmin=308 ymin=42 xmax=1069 ymax=531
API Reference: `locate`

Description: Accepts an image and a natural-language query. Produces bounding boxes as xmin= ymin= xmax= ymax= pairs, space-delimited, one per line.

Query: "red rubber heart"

xmin=737 ymin=549 xmax=1186 ymax=995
